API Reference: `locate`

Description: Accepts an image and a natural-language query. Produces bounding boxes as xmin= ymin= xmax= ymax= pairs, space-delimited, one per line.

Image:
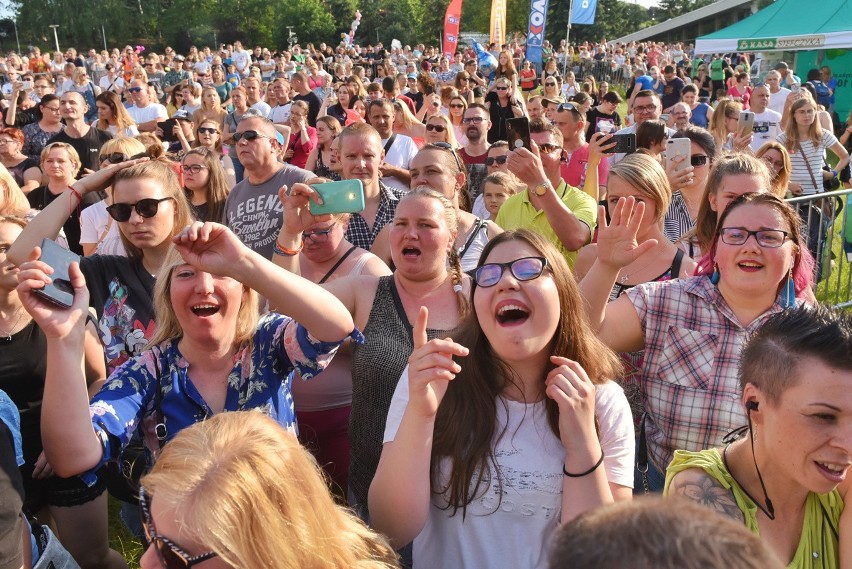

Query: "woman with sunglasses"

xmin=21 ymin=93 xmax=63 ymax=160
xmin=453 ymin=73 xmax=475 ymax=105
xmin=369 ymin=230 xmax=633 ymax=568
xmin=138 ymin=412 xmax=399 ymax=569
xmin=189 ymin=119 xmax=236 ymax=188
xmin=275 ymin=186 xmax=470 ymax=530
xmin=447 ymin=95 xmax=468 ymax=145
xmin=579 ymin=192 xmax=812 ymax=494
xmin=165 ymin=88 xmax=185 ymax=119
xmin=423 ymin=115 xmax=459 ymax=148
xmin=664 ymin=305 xmax=852 ymax=569
xmin=182 ymin=147 xmax=231 ymax=223
xmin=305 ymin=116 xmax=343 ymax=181
xmin=95 ymin=90 xmax=139 ymax=137
xmin=485 ymin=78 xmax=525 ymax=144
xmin=662 ymin=126 xmax=716 ymax=244
xmin=0 ymin=127 xmax=40 ymax=194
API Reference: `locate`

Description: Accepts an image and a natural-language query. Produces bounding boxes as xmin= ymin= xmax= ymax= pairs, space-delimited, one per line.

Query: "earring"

xmin=710 ymin=263 xmax=720 ymax=285
xmin=781 ymin=265 xmax=796 ymax=309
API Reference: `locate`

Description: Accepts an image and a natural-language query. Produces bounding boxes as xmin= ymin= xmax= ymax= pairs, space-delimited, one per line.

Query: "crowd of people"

xmin=0 ymin=36 xmax=851 ymax=569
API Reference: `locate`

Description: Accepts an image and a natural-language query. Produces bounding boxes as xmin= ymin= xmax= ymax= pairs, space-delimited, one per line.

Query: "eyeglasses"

xmin=106 ymin=197 xmax=174 ymax=222
xmin=538 ymin=143 xmax=562 ymax=154
xmin=690 ymin=154 xmax=709 ymax=167
xmin=127 ymin=87 xmax=143 ymax=93
xmin=425 ymin=124 xmax=446 ymax=132
xmin=761 ymin=156 xmax=785 ymax=170
xmin=429 ymin=142 xmax=464 ymax=173
xmin=43 ymin=105 xmax=61 ymax=113
xmin=633 ymin=104 xmax=657 ymax=114
xmin=197 ymin=127 xmax=219 ymax=135
xmin=139 ymin=488 xmax=218 ymax=569
xmin=0 ymin=138 xmax=15 ymax=145
xmin=718 ymin=227 xmax=790 ymax=248
xmin=461 ymin=116 xmax=485 ymax=124
xmin=485 ymin=155 xmax=508 ymax=166
xmin=474 ymin=257 xmax=549 ymax=288
xmin=99 ymin=151 xmax=148 ymax=164
xmin=302 ymin=225 xmax=335 ymax=243
xmin=232 ymin=130 xmax=272 ymax=143
xmin=182 ymin=164 xmax=208 ymax=174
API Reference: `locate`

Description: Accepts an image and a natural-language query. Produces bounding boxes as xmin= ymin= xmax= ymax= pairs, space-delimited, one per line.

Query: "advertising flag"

xmin=526 ymin=0 xmax=549 ymax=65
xmin=572 ymin=0 xmax=597 ymax=25
xmin=490 ymin=0 xmax=506 ymax=49
xmin=443 ymin=0 xmax=463 ymax=57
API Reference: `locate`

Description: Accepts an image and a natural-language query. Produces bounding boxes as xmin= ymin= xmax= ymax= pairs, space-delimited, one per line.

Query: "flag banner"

xmin=443 ymin=0 xmax=464 ymax=57
xmin=572 ymin=0 xmax=597 ymax=25
xmin=490 ymin=0 xmax=506 ymax=48
xmin=526 ymin=0 xmax=549 ymax=65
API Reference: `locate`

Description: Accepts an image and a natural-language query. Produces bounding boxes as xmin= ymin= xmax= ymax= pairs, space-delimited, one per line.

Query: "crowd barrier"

xmin=786 ymin=188 xmax=852 ymax=309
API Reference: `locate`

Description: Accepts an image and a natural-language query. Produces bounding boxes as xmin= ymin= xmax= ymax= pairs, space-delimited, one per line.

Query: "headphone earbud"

xmin=746 ymin=400 xmax=759 ymax=411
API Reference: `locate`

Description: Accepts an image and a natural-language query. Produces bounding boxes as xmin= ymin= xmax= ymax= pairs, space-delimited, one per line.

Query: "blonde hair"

xmin=782 ymin=96 xmax=823 ymax=150
xmin=482 ymin=171 xmax=521 ymax=197
xmin=194 ymin=88 xmax=226 ymax=131
xmin=425 ymin=114 xmax=459 ymax=147
xmin=141 ymin=411 xmax=400 ymax=569
xmin=608 ymin=153 xmax=672 ymax=225
xmin=0 ymin=167 xmax=28 ymax=215
xmin=99 ymin=136 xmax=145 ymax=160
xmin=112 ymin=160 xmax=195 ymax=261
xmin=708 ymin=98 xmax=742 ymax=147
xmin=40 ymin=142 xmax=80 ymax=174
xmin=755 ymin=141 xmax=792 ymax=198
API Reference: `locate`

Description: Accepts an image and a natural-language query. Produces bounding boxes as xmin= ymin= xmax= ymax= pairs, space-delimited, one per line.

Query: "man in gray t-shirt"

xmin=224 ymin=115 xmax=314 ymax=259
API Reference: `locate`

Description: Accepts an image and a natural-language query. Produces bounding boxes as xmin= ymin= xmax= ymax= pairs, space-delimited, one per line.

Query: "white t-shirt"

xmin=384 ymin=375 xmax=634 ymax=569
xmin=106 ymin=124 xmax=140 ymax=137
xmin=99 ymin=75 xmax=125 ymax=93
xmin=232 ymin=50 xmax=251 ymax=73
xmin=79 ymin=200 xmax=127 ymax=256
xmin=749 ymin=108 xmax=782 ymax=153
xmin=777 ymin=130 xmax=838 ymax=195
xmin=269 ymin=103 xmax=292 ymax=124
xmin=768 ymin=87 xmax=791 ymax=115
xmin=249 ymin=101 xmax=271 ymax=118
xmin=381 ymin=134 xmax=418 ymax=193
xmin=127 ymin=103 xmax=168 ymax=125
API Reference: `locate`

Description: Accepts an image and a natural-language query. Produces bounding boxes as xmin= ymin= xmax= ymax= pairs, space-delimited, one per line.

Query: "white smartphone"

xmin=737 ymin=111 xmax=755 ymax=137
xmin=21 ymin=80 xmax=32 ymax=90
xmin=665 ymin=137 xmax=691 ymax=171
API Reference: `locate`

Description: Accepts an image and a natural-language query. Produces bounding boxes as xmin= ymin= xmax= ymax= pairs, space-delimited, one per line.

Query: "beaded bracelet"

xmin=273 ymin=239 xmax=303 ymax=256
xmin=562 ymin=449 xmax=605 ymax=478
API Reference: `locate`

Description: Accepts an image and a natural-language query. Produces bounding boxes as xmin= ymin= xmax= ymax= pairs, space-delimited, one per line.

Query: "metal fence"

xmin=786 ymin=188 xmax=852 ymax=309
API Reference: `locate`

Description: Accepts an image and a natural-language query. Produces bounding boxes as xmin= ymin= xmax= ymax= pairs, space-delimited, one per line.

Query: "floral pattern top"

xmin=81 ymin=313 xmax=360 ymax=485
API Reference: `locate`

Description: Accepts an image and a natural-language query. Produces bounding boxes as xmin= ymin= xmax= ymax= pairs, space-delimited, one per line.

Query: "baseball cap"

xmin=173 ymin=109 xmax=192 ymax=122
xmin=774 ymin=62 xmax=789 ymax=70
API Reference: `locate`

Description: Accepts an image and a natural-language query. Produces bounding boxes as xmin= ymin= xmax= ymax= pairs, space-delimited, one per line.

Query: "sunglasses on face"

xmin=197 ymin=127 xmax=218 ymax=135
xmin=538 ymin=143 xmax=562 ymax=154
xmin=691 ymin=154 xmax=709 ymax=167
xmin=474 ymin=256 xmax=549 ymax=288
xmin=449 ymin=103 xmax=465 ymax=109
xmin=425 ymin=123 xmax=446 ymax=132
xmin=545 ymin=82 xmax=556 ymax=87
xmin=232 ymin=130 xmax=272 ymax=143
xmin=99 ymin=151 xmax=148 ymax=164
xmin=106 ymin=197 xmax=174 ymax=222
xmin=127 ymin=87 xmax=143 ymax=93
xmin=485 ymin=155 xmax=508 ymax=166
xmin=139 ymin=488 xmax=218 ymax=569
xmin=495 ymin=86 xmax=509 ymax=91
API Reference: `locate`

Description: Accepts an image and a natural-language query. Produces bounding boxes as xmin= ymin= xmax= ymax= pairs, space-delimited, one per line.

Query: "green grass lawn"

xmin=814 ymin=201 xmax=852 ymax=308
xmin=108 ymin=496 xmax=143 ymax=568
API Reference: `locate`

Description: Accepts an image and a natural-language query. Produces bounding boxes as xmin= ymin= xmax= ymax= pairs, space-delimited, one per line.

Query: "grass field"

xmin=108 ymin=497 xmax=143 ymax=568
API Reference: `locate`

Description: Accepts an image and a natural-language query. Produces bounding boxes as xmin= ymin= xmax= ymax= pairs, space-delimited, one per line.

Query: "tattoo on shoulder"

xmin=670 ymin=469 xmax=745 ymax=523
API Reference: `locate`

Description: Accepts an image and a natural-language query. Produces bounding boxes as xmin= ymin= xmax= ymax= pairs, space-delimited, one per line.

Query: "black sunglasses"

xmin=485 ymin=155 xmax=508 ymax=166
xmin=232 ymin=130 xmax=272 ymax=143
xmin=690 ymin=154 xmax=710 ymax=167
xmin=139 ymin=488 xmax=218 ymax=569
xmin=99 ymin=151 xmax=148 ymax=164
xmin=425 ymin=124 xmax=446 ymax=132
xmin=474 ymin=257 xmax=549 ymax=288
xmin=197 ymin=127 xmax=219 ymax=134
xmin=106 ymin=197 xmax=174 ymax=222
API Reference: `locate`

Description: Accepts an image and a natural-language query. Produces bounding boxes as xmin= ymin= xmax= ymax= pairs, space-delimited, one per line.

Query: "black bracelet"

xmin=563 ymin=449 xmax=605 ymax=478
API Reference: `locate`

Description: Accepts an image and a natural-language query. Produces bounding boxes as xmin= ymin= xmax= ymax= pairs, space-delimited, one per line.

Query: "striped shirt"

xmin=663 ymin=191 xmax=694 ymax=243
xmin=777 ymin=131 xmax=837 ymax=195
xmin=626 ymin=276 xmax=788 ymax=471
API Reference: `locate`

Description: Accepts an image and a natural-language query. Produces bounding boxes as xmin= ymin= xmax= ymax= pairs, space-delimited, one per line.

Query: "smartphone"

xmin=602 ymin=132 xmax=636 ymax=155
xmin=33 ymin=238 xmax=79 ymax=309
xmin=157 ymin=118 xmax=178 ymax=143
xmin=506 ymin=117 xmax=531 ymax=151
xmin=659 ymin=113 xmax=670 ymax=123
xmin=791 ymin=82 xmax=801 ymax=94
xmin=737 ymin=111 xmax=755 ymax=137
xmin=21 ymin=80 xmax=33 ymax=90
xmin=665 ymin=137 xmax=691 ymax=171
xmin=309 ymin=179 xmax=365 ymax=215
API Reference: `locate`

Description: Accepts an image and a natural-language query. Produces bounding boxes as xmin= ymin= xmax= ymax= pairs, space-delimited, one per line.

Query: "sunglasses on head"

xmin=100 ymin=151 xmax=148 ymax=164
xmin=474 ymin=256 xmax=549 ymax=288
xmin=106 ymin=197 xmax=174 ymax=222
xmin=425 ymin=123 xmax=446 ymax=132
xmin=139 ymin=488 xmax=218 ymax=569
xmin=429 ymin=142 xmax=464 ymax=172
xmin=232 ymin=130 xmax=272 ymax=143
xmin=485 ymin=155 xmax=508 ymax=166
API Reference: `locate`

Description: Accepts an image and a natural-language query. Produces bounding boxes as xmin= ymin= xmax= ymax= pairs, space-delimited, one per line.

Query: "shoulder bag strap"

xmin=671 ymin=248 xmax=685 ymax=278
xmin=383 ymin=134 xmax=397 ymax=155
xmin=458 ymin=218 xmax=485 ymax=260
xmin=799 ymin=141 xmax=820 ymax=193
xmin=152 ymin=348 xmax=167 ymax=447
xmin=319 ymin=245 xmax=357 ymax=284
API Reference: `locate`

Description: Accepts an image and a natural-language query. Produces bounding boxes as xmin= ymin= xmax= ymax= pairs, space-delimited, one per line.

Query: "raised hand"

xmin=588 ymin=132 xmax=616 ymax=164
xmin=545 ymin=356 xmax=597 ymax=453
xmin=278 ymin=182 xmax=333 ymax=240
xmin=595 ymin=196 xmax=658 ymax=270
xmin=71 ymin=156 xmax=149 ymax=196
xmin=406 ymin=306 xmax=468 ymax=419
xmin=172 ymin=221 xmax=248 ymax=277
xmin=664 ymin=154 xmax=694 ymax=190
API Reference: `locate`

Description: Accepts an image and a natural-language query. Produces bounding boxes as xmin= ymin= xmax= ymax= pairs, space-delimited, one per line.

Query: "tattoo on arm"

xmin=669 ymin=469 xmax=745 ymax=523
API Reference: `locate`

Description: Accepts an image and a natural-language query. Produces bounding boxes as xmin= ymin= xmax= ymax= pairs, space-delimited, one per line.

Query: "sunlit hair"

xmin=72 ymin=67 xmax=89 ymax=85
xmin=782 ymin=97 xmax=822 ymax=150
xmin=432 ymin=230 xmax=622 ymax=516
xmin=194 ymin=88 xmax=226 ymax=131
xmin=338 ymin=122 xmax=381 ymax=149
xmin=148 ymin=245 xmax=257 ymax=348
xmin=290 ymin=99 xmax=309 ymax=119
xmin=494 ymin=50 xmax=517 ymax=83
xmin=708 ymin=98 xmax=743 ymax=146
xmin=0 ymin=168 xmax=28 ymax=215
xmin=0 ymin=214 xmax=28 ymax=232
xmin=425 ymin=114 xmax=459 ymax=147
xmin=113 ymin=160 xmax=195 ymax=261
xmin=229 ymin=86 xmax=247 ymax=108
xmin=740 ymin=305 xmax=852 ymax=405
xmin=96 ymin=91 xmax=137 ymax=133
xmin=754 ymin=141 xmax=792 ymax=198
xmin=690 ymin=153 xmax=773 ymax=255
xmin=182 ymin=147 xmax=230 ymax=223
xmin=195 ymin=119 xmax=223 ymax=153
xmin=141 ymin=411 xmax=399 ymax=569
xmin=99 ymin=136 xmax=146 ymax=162
xmin=482 ymin=171 xmax=521 ymax=197
xmin=608 ymin=153 xmax=671 ymax=226
xmin=316 ymin=116 xmax=342 ymax=151
xmin=40 ymin=142 xmax=80 ymax=174
xmin=698 ymin=192 xmax=813 ymax=296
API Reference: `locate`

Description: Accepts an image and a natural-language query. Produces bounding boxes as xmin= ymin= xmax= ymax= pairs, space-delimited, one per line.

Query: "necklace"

xmin=618 ymin=245 xmax=665 ymax=284
xmin=0 ymin=306 xmax=25 ymax=342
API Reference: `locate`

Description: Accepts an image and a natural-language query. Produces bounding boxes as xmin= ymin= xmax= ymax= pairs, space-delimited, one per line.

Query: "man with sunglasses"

xmin=46 ymin=92 xmax=112 ymax=178
xmin=497 ymin=118 xmax=597 ymax=268
xmin=554 ymin=102 xmax=610 ymax=201
xmin=224 ymin=114 xmax=315 ymax=259
xmin=126 ymin=78 xmax=168 ymax=133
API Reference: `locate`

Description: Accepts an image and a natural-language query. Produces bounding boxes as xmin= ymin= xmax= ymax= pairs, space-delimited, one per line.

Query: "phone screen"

xmin=506 ymin=117 xmax=531 ymax=151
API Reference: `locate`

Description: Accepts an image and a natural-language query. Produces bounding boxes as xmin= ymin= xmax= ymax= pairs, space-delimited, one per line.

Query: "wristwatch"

xmin=533 ymin=180 xmax=553 ymax=196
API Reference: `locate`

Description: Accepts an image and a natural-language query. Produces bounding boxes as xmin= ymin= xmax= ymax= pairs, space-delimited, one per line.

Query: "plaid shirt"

xmin=626 ymin=276 xmax=786 ymax=471
xmin=663 ymin=191 xmax=694 ymax=243
xmin=345 ymin=181 xmax=404 ymax=251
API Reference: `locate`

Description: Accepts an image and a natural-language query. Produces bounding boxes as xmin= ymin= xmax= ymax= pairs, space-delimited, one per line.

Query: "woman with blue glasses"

xmin=368 ymin=229 xmax=634 ymax=569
